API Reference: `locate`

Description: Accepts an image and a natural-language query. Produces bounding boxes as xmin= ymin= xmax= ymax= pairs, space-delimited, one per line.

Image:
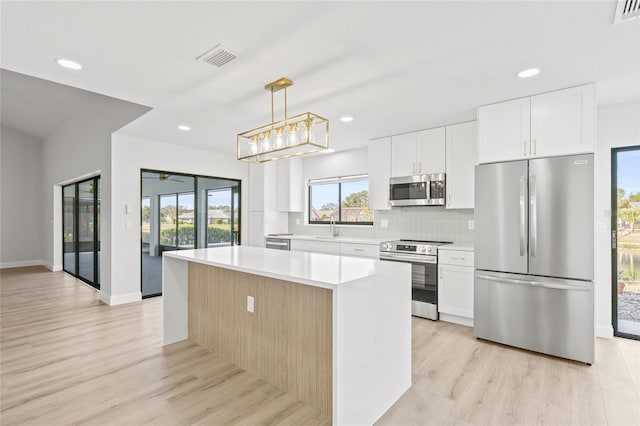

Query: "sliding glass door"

xmin=612 ymin=146 xmax=640 ymax=340
xmin=62 ymin=176 xmax=100 ymax=289
xmin=141 ymin=171 xmax=240 ymax=298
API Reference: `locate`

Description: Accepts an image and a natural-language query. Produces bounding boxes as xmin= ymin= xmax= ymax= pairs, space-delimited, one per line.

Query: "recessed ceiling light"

xmin=56 ymin=58 xmax=82 ymax=70
xmin=517 ymin=68 xmax=540 ymax=79
xmin=177 ymin=125 xmax=191 ymax=132
xmin=340 ymin=116 xmax=354 ymax=122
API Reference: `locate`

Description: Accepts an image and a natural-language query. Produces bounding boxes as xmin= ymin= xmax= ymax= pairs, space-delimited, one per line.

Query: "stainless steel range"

xmin=380 ymin=239 xmax=451 ymax=320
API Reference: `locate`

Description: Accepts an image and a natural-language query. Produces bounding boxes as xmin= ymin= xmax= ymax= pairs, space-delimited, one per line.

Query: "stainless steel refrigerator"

xmin=474 ymin=154 xmax=594 ymax=364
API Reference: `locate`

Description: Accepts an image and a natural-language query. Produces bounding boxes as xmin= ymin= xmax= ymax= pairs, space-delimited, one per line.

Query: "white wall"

xmin=109 ymin=134 xmax=249 ymax=305
xmin=41 ymin=96 xmax=150 ymax=292
xmin=0 ymin=126 xmax=44 ymax=267
xmin=594 ymin=100 xmax=640 ymax=338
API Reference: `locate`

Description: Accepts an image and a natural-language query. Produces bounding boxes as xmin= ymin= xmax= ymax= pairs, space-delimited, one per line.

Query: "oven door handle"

xmin=380 ymin=252 xmax=436 ymax=264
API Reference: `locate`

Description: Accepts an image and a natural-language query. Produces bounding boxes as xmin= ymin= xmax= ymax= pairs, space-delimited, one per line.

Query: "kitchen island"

xmin=163 ymin=246 xmax=411 ymax=425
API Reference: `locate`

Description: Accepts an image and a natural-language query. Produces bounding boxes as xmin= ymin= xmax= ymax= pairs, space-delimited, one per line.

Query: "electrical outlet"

xmin=247 ymin=295 xmax=254 ymax=313
xmin=380 ymin=219 xmax=388 ymax=228
xmin=468 ymin=220 xmax=475 ymax=230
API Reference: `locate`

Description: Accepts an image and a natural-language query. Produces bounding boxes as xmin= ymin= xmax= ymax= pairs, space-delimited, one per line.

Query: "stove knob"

xmin=427 ymin=246 xmax=433 ymax=254
xmin=383 ymin=242 xmax=392 ymax=250
xmin=419 ymin=246 xmax=427 ymax=253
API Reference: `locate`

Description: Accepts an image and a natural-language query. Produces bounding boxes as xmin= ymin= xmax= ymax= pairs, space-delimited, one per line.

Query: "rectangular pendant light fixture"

xmin=237 ymin=77 xmax=329 ymax=163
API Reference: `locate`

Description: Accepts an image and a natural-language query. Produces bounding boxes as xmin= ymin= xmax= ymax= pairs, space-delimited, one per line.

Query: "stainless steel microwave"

xmin=389 ymin=174 xmax=446 ymax=206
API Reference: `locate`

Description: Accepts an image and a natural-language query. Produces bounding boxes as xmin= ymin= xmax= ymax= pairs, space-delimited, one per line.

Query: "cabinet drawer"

xmin=439 ymin=250 xmax=474 ymax=267
xmin=290 ymin=239 xmax=340 ymax=255
xmin=340 ymin=243 xmax=379 ymax=258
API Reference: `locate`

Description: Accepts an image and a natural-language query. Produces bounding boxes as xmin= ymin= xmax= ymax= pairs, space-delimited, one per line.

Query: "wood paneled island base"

xmin=163 ymin=247 xmax=411 ymax=425
xmin=188 ymin=262 xmax=333 ymax=417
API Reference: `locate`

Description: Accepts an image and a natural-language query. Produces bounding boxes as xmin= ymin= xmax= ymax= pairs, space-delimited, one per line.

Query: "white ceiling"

xmin=1 ymin=1 xmax=638 ymax=154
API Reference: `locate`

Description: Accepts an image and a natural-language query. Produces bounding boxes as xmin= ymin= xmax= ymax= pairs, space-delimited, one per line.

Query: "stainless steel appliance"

xmin=389 ymin=174 xmax=446 ymax=206
xmin=474 ymin=154 xmax=594 ymax=364
xmin=380 ymin=239 xmax=451 ymax=319
xmin=265 ymin=237 xmax=290 ymax=250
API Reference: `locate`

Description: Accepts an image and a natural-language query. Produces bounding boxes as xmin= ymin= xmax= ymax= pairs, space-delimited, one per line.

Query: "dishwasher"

xmin=265 ymin=237 xmax=291 ymax=250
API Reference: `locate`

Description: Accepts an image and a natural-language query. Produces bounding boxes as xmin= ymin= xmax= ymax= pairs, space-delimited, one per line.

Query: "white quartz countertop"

xmin=439 ymin=244 xmax=474 ymax=252
xmin=265 ymin=234 xmax=388 ymax=246
xmin=163 ymin=246 xmax=407 ymax=289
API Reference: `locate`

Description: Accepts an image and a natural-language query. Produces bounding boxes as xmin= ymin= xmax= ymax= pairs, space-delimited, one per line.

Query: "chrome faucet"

xmin=329 ymin=215 xmax=338 ymax=237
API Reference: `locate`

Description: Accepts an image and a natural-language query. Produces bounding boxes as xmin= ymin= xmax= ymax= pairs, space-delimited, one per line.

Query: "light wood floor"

xmin=2 ymin=267 xmax=639 ymax=426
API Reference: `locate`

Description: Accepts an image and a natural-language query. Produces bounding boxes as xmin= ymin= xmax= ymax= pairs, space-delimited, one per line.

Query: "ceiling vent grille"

xmin=614 ymin=0 xmax=640 ymax=23
xmin=196 ymin=44 xmax=238 ymax=68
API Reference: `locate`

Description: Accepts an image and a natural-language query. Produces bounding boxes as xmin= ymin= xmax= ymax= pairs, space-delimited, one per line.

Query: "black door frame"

xmin=611 ymin=145 xmax=640 ymax=340
xmin=140 ymin=169 xmax=242 ymax=298
xmin=62 ymin=175 xmax=100 ymax=289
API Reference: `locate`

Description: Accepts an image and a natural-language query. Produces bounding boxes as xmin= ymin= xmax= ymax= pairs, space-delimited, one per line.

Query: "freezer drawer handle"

xmin=476 ymin=274 xmax=590 ymax=292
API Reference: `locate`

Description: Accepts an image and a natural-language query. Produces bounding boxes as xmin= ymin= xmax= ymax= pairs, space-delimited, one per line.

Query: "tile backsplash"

xmin=288 ymin=207 xmax=474 ymax=244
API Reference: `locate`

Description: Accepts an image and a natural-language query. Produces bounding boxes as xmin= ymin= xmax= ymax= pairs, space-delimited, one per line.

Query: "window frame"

xmin=307 ymin=175 xmax=373 ymax=226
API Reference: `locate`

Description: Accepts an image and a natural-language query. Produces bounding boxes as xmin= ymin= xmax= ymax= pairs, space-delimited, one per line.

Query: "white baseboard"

xmin=440 ymin=313 xmax=474 ymax=328
xmin=0 ymin=259 xmax=45 ymax=269
xmin=42 ymin=261 xmax=62 ymax=272
xmin=99 ymin=291 xmax=142 ymax=306
xmin=596 ymin=323 xmax=614 ymax=339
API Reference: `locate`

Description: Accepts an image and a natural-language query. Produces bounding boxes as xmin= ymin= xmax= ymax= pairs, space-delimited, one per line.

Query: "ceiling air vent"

xmin=196 ymin=44 xmax=238 ymax=68
xmin=614 ymin=0 xmax=640 ymax=23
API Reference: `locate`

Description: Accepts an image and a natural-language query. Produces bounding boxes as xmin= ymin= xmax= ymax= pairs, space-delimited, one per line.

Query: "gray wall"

xmin=0 ymin=125 xmax=44 ymax=266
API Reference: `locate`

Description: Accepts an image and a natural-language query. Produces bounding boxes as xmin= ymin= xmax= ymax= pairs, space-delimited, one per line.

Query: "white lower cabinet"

xmin=290 ymin=239 xmax=340 ymax=255
xmin=438 ymin=248 xmax=474 ymax=327
xmin=340 ymin=243 xmax=379 ymax=259
xmin=289 ymin=239 xmax=380 ymax=258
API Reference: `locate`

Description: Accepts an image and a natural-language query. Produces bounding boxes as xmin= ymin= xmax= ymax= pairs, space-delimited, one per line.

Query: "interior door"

xmin=528 ymin=154 xmax=593 ymax=280
xmin=474 ymin=161 xmax=528 ymax=274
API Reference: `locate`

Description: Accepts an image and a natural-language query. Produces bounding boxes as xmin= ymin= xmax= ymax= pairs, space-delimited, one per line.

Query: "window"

xmin=308 ymin=175 xmax=373 ymax=225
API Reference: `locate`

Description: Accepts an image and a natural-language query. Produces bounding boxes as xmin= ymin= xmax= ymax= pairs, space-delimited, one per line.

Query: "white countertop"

xmin=163 ymin=246 xmax=407 ymax=289
xmin=266 ymin=234 xmax=387 ymax=246
xmin=440 ymin=244 xmax=474 ymax=252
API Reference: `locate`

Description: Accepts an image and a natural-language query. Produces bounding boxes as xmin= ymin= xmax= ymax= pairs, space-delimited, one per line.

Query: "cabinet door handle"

xmin=451 ymin=256 xmax=466 ymax=261
xmin=533 ymin=139 xmax=537 ymax=155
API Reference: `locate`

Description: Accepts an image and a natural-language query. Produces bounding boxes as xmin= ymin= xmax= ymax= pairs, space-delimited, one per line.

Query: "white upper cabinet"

xmin=416 ymin=127 xmax=446 ymax=173
xmin=478 ymin=84 xmax=595 ymax=164
xmin=445 ymin=121 xmax=476 ymax=209
xmin=478 ymin=97 xmax=530 ymax=164
xmin=368 ymin=137 xmax=392 ymax=210
xmin=530 ymin=84 xmax=594 ymax=157
xmin=391 ymin=132 xmax=417 ymax=177
xmin=248 ymin=163 xmax=265 ymax=212
xmin=276 ymin=157 xmax=303 ymax=212
xmin=391 ymin=127 xmax=446 ymax=177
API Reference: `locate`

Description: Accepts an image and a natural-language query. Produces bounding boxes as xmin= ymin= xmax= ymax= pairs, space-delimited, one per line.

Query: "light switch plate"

xmin=468 ymin=220 xmax=475 ymax=230
xmin=247 ymin=295 xmax=254 ymax=313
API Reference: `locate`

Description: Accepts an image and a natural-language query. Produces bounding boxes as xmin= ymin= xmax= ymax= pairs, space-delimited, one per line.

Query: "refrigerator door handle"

xmin=476 ymin=274 xmax=590 ymax=291
xmin=530 ymin=175 xmax=537 ymax=257
xmin=519 ymin=176 xmax=526 ymax=256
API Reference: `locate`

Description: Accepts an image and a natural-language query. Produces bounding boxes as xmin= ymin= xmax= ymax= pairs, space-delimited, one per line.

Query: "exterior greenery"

xmin=160 ymin=225 xmax=231 ymax=246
